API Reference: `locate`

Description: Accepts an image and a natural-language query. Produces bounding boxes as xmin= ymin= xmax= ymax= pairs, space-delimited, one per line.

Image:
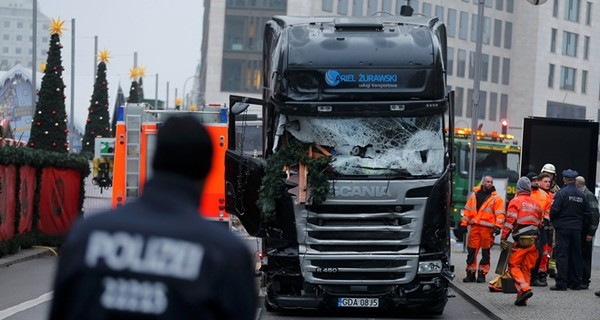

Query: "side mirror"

xmin=231 ymin=102 xmax=250 ymax=115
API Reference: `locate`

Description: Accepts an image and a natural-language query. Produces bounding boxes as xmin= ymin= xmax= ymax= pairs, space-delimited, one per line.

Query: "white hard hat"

xmin=541 ymin=163 xmax=556 ymax=174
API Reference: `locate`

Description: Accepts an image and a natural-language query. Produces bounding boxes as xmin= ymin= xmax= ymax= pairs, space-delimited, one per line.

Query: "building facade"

xmin=200 ymin=0 xmax=599 ymax=141
xmin=0 ymin=0 xmax=50 ymax=71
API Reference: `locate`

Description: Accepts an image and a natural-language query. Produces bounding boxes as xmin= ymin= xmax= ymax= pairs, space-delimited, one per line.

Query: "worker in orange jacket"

xmin=526 ymin=172 xmax=553 ymax=287
xmin=501 ymin=177 xmax=544 ymax=306
xmin=460 ymin=175 xmax=506 ymax=283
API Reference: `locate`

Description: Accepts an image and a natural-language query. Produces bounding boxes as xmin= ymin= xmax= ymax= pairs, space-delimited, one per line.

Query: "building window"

xmin=455 ymin=87 xmax=464 ymax=117
xmin=493 ymin=19 xmax=502 ymax=47
xmin=16 ymin=35 xmax=22 ymax=41
xmin=447 ymin=47 xmax=454 ymax=76
xmin=435 ymin=5 xmax=444 ymax=21
xmin=502 ymin=58 xmax=510 ymax=85
xmin=559 ymin=66 xmax=576 ymax=91
xmin=489 ymin=92 xmax=498 ymax=121
xmin=2 ymin=47 xmax=8 ymax=53
xmin=367 ymin=0 xmax=378 ymax=15
xmin=482 ymin=53 xmax=489 ymax=82
xmin=500 ymin=94 xmax=508 ymax=119
xmin=447 ymin=8 xmax=457 ymax=37
xmin=15 ymin=47 xmax=22 ymax=54
xmin=223 ymin=15 xmax=263 ymax=52
xmin=547 ymin=101 xmax=585 ymax=119
xmin=322 ymin=0 xmax=333 ymax=12
xmin=585 ymin=1 xmax=592 ymax=25
xmin=422 ymin=2 xmax=432 ymax=16
xmin=382 ymin=0 xmax=392 ymax=13
xmin=548 ymin=63 xmax=555 ymax=88
xmin=550 ymin=28 xmax=557 ymax=52
xmin=467 ymin=89 xmax=473 ymax=117
xmin=469 ymin=51 xmax=474 ymax=79
xmin=581 ymin=70 xmax=587 ymax=94
xmin=3 ymin=21 xmax=9 ymax=28
xmin=352 ymin=0 xmax=363 ymax=16
xmin=503 ymin=21 xmax=512 ymax=49
xmin=496 ymin=0 xmax=503 ymax=10
xmin=583 ymin=36 xmax=590 ymax=60
xmin=562 ymin=31 xmax=578 ymax=57
xmin=17 ymin=22 xmax=23 ymax=28
xmin=459 ymin=11 xmax=468 ymax=40
xmin=470 ymin=15 xmax=491 ymax=45
xmin=491 ymin=56 xmax=500 ymax=83
xmin=2 ymin=34 xmax=8 ymax=41
xmin=221 ymin=58 xmax=261 ymax=93
xmin=338 ymin=0 xmax=348 ymax=15
xmin=564 ymin=0 xmax=580 ymax=22
xmin=506 ymin=0 xmax=514 ymax=13
xmin=553 ymin=0 xmax=559 ymax=17
xmin=457 ymin=49 xmax=466 ymax=78
xmin=479 ymin=90 xmax=487 ymax=120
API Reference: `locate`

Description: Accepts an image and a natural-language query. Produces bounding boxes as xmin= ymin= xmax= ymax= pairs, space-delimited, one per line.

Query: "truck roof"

xmin=272 ymin=15 xmax=440 ymax=68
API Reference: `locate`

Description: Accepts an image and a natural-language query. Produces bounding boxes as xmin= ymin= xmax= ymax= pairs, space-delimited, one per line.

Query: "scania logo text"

xmin=333 ymin=186 xmax=393 ymax=198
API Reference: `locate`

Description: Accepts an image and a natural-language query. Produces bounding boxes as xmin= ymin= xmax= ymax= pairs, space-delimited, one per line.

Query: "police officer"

xmin=575 ymin=176 xmax=599 ymax=290
xmin=49 ymin=116 xmax=258 ymax=319
xmin=549 ymin=169 xmax=589 ymax=291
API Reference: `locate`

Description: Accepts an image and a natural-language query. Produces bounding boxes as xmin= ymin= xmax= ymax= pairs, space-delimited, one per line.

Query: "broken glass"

xmin=284 ymin=115 xmax=445 ymax=177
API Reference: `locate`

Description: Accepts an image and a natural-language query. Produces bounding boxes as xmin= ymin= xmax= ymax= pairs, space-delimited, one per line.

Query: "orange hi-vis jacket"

xmin=530 ymin=188 xmax=551 ymax=220
xmin=461 ymin=187 xmax=506 ymax=229
xmin=501 ymin=192 xmax=544 ymax=240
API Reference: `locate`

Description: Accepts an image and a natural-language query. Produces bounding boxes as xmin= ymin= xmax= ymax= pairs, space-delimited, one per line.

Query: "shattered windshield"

xmin=284 ymin=115 xmax=445 ymax=177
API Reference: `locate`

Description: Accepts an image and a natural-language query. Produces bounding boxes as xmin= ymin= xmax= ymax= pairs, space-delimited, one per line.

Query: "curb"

xmin=449 ymin=280 xmax=513 ymax=320
xmin=0 ymin=247 xmax=55 ymax=268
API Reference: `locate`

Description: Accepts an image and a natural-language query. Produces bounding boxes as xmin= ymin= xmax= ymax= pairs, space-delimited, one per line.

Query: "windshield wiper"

xmin=356 ymin=166 xmax=411 ymax=175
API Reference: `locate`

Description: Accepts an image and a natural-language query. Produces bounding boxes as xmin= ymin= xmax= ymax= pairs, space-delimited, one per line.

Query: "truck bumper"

xmin=266 ymin=275 xmax=448 ymax=312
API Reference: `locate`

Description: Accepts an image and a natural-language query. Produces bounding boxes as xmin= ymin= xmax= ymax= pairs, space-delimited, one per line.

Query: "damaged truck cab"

xmin=226 ymin=14 xmax=455 ymax=314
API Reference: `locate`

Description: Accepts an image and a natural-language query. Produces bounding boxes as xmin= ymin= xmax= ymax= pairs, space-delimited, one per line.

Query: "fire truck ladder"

xmin=124 ymin=105 xmax=143 ymax=202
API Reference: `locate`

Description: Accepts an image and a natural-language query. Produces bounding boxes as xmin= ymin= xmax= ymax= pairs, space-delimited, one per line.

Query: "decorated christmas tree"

xmin=28 ymin=18 xmax=69 ymax=153
xmin=81 ymin=50 xmax=111 ymax=154
xmin=137 ymin=66 xmax=145 ymax=101
xmin=110 ymin=84 xmax=125 ymax=137
xmin=127 ymin=67 xmax=140 ymax=103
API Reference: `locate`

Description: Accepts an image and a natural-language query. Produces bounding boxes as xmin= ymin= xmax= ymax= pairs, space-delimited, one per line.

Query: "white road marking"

xmin=0 ymin=291 xmax=53 ymax=319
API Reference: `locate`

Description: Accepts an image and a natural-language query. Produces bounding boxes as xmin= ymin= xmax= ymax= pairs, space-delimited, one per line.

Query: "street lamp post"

xmin=467 ymin=0 xmax=485 ymax=195
xmin=182 ymin=75 xmax=195 ymax=110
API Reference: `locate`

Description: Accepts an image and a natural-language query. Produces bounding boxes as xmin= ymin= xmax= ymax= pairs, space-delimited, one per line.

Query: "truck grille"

xmin=295 ymin=180 xmax=431 ymax=285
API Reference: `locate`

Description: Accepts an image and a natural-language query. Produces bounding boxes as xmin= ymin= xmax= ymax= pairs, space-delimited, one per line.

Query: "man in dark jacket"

xmin=549 ymin=169 xmax=589 ymax=291
xmin=49 ymin=116 xmax=257 ymax=320
xmin=575 ymin=176 xmax=599 ymax=290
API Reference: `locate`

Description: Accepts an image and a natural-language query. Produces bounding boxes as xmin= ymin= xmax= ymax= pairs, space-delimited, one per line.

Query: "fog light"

xmin=418 ymin=261 xmax=442 ymax=274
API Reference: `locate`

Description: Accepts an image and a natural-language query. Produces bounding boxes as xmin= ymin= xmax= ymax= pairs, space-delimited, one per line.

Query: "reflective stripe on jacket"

xmin=502 ymin=192 xmax=543 ymax=239
xmin=461 ymin=186 xmax=506 ymax=228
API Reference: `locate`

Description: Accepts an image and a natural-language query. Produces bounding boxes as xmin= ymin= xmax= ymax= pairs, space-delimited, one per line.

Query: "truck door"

xmin=225 ymin=95 xmax=267 ymax=236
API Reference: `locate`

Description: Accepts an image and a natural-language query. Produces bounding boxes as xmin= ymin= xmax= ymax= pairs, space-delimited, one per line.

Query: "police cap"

xmin=561 ymin=169 xmax=578 ymax=179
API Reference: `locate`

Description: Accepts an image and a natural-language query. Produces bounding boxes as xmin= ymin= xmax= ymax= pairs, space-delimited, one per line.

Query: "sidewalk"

xmin=449 ymin=240 xmax=600 ymax=320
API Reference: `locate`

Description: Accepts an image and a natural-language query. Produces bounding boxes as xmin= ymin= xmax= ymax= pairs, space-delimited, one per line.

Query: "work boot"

xmin=531 ymin=278 xmax=547 ymax=287
xmin=514 ymin=290 xmax=532 ymax=306
xmin=463 ymin=272 xmax=476 ymax=283
xmin=476 ymin=271 xmax=486 ymax=283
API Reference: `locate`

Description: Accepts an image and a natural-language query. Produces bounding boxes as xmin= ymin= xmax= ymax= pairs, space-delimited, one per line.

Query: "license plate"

xmin=337 ymin=297 xmax=379 ymax=308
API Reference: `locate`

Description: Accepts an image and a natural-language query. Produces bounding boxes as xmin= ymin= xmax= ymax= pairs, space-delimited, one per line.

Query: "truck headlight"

xmin=418 ymin=260 xmax=442 ymax=274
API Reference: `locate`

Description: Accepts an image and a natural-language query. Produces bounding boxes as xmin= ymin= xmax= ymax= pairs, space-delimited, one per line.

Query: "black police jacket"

xmin=550 ymin=183 xmax=589 ymax=231
xmin=49 ymin=173 xmax=257 ymax=320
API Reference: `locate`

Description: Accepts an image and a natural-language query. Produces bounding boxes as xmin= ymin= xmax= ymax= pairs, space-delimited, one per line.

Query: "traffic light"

xmin=501 ymin=119 xmax=508 ymax=135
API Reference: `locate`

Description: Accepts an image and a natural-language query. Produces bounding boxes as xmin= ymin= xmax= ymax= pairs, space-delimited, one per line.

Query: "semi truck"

xmin=521 ymin=117 xmax=599 ymax=192
xmin=225 ymin=12 xmax=454 ymax=314
xmin=450 ymin=127 xmax=520 ymax=241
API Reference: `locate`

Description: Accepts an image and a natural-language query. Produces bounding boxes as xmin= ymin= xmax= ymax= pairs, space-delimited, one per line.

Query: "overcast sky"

xmin=37 ymin=0 xmax=204 ymax=131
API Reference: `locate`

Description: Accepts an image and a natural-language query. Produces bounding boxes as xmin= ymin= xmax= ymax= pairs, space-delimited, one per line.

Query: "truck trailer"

xmin=225 ymin=13 xmax=455 ymax=314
